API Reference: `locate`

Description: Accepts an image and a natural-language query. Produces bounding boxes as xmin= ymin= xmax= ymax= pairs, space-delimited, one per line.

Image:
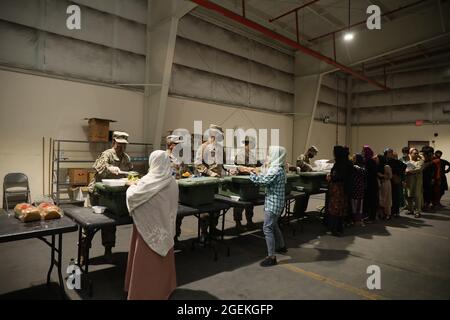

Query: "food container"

xmin=285 ymin=173 xmax=300 ymax=195
xmin=230 ymin=195 xmax=240 ymax=201
xmin=177 ymin=177 xmax=219 ymax=207
xmin=296 ymin=171 xmax=328 ymax=193
xmin=102 ymin=179 xmax=127 ymax=187
xmin=94 ymin=182 xmax=129 ymax=217
xmin=92 ymin=206 xmax=107 ymax=214
xmin=219 ymin=175 xmax=259 ymax=201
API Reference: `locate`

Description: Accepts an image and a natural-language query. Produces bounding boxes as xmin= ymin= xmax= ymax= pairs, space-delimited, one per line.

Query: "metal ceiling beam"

xmin=310 ymin=0 xmax=428 ymax=42
xmin=268 ymin=0 xmax=321 ymax=22
xmin=190 ymin=0 xmax=389 ymax=90
xmin=305 ymin=5 xmax=343 ymax=29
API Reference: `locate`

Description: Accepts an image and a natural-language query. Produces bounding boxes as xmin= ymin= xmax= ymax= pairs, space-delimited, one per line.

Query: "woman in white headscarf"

xmin=248 ymin=146 xmax=287 ymax=267
xmin=124 ymin=150 xmax=179 ymax=300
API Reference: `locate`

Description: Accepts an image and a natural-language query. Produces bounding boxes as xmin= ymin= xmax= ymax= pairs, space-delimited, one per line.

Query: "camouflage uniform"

xmin=296 ymin=154 xmax=314 ymax=172
xmin=195 ymin=141 xmax=225 ymax=236
xmin=85 ymin=148 xmax=133 ymax=249
xmin=295 ymin=151 xmax=316 ymax=215
xmin=167 ymin=150 xmax=189 ymax=240
xmin=233 ymin=148 xmax=261 ymax=224
xmin=195 ymin=142 xmax=225 ymax=177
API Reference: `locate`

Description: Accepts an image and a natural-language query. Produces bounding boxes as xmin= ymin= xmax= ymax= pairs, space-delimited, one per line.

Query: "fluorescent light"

xmin=343 ymin=32 xmax=354 ymax=42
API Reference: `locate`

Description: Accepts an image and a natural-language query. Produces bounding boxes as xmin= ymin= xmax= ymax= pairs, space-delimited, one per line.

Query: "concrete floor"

xmin=1 ymin=193 xmax=450 ymax=300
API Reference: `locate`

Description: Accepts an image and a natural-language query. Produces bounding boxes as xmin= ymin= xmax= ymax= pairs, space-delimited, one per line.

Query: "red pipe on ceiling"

xmin=309 ymin=0 xmax=427 ymax=42
xmin=190 ymin=0 xmax=389 ymax=90
xmin=269 ymin=0 xmax=321 ymax=23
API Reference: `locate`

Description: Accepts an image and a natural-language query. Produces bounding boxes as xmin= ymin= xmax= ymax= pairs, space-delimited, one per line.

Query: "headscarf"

xmin=268 ymin=146 xmax=287 ymax=168
xmin=334 ymin=146 xmax=347 ymax=163
xmin=126 ymin=150 xmax=174 ymax=212
xmin=354 ymin=153 xmax=364 ymax=167
xmin=362 ymin=145 xmax=374 ymax=164
xmin=126 ymin=150 xmax=178 ymax=256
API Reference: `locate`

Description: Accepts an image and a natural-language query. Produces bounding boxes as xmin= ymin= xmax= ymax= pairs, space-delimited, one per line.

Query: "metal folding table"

xmin=0 ymin=210 xmax=78 ymax=298
xmin=62 ymin=203 xmax=202 ymax=296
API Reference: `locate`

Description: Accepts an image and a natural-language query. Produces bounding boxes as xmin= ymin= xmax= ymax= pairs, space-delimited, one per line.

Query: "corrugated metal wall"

xmin=0 ymin=0 xmax=295 ymax=114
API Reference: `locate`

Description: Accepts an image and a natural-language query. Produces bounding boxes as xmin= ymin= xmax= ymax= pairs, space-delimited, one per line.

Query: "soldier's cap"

xmin=309 ymin=145 xmax=319 ymax=153
xmin=113 ymin=131 xmax=129 ymax=144
xmin=209 ymin=124 xmax=223 ymax=133
xmin=166 ymin=135 xmax=182 ymax=145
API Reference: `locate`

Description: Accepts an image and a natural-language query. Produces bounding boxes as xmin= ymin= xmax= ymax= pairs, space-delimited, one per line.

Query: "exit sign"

xmin=415 ymin=120 xmax=424 ymax=126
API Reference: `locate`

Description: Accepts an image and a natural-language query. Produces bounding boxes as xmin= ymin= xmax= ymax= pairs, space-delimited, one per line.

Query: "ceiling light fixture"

xmin=343 ymin=32 xmax=354 ymax=41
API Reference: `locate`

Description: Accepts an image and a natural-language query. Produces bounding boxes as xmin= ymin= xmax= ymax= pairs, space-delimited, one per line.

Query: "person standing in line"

xmin=434 ymin=150 xmax=450 ymax=207
xmin=125 ymin=150 xmax=178 ymax=300
xmin=377 ymin=154 xmax=393 ymax=220
xmin=405 ymin=148 xmax=424 ymax=218
xmin=362 ymin=145 xmax=379 ymax=224
xmin=326 ymin=146 xmax=353 ymax=236
xmin=385 ymin=148 xmax=407 ymax=218
xmin=351 ymin=154 xmax=366 ymax=226
xmin=248 ymin=146 xmax=287 ymax=267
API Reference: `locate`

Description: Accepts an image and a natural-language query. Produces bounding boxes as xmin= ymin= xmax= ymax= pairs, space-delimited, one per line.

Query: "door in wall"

xmin=408 ymin=141 xmax=429 ymax=151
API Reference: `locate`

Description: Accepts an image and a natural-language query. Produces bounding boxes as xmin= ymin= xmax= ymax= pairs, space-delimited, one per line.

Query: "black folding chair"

xmin=3 ymin=173 xmax=31 ymax=210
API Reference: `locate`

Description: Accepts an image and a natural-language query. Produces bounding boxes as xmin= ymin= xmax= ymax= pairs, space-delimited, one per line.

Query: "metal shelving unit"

xmin=51 ymin=139 xmax=152 ymax=205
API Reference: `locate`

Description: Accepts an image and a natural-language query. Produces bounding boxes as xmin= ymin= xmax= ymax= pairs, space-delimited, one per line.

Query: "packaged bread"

xmin=14 ymin=203 xmax=41 ymax=222
xmin=38 ymin=202 xmax=62 ymax=220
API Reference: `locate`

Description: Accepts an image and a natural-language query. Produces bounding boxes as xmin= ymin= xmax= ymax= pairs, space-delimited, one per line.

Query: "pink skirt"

xmin=124 ymin=226 xmax=176 ymax=300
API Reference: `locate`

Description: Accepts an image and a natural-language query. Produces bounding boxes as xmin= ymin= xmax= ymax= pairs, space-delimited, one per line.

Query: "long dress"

xmin=378 ymin=165 xmax=392 ymax=216
xmin=125 ymin=181 xmax=179 ymax=300
xmin=405 ymin=160 xmax=424 ymax=213
xmin=125 ymin=226 xmax=176 ymax=300
xmin=327 ymin=161 xmax=352 ymax=233
xmin=363 ymin=159 xmax=379 ymax=221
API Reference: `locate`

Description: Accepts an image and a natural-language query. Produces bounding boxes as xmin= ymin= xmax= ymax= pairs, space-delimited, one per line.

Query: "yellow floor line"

xmin=280 ymin=263 xmax=386 ymax=300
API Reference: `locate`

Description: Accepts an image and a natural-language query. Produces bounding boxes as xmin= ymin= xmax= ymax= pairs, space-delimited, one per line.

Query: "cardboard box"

xmin=85 ymin=118 xmax=116 ymax=142
xmin=68 ymin=168 xmax=88 ymax=186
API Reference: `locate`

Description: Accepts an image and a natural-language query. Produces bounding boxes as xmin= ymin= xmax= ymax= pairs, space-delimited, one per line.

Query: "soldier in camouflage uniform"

xmin=166 ymin=134 xmax=191 ymax=250
xmin=294 ymin=146 xmax=319 ymax=216
xmin=84 ymin=131 xmax=133 ymax=263
xmin=296 ymin=146 xmax=319 ymax=173
xmin=233 ymin=137 xmax=262 ymax=232
xmin=195 ymin=124 xmax=226 ymax=241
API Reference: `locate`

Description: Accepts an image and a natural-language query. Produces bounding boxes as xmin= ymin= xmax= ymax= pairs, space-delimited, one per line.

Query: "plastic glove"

xmin=108 ymin=166 xmax=120 ymax=175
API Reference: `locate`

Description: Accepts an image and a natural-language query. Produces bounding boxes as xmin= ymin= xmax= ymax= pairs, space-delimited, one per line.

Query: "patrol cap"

xmin=308 ymin=145 xmax=319 ymax=153
xmin=166 ymin=135 xmax=182 ymax=145
xmin=209 ymin=124 xmax=223 ymax=133
xmin=113 ymin=131 xmax=129 ymax=144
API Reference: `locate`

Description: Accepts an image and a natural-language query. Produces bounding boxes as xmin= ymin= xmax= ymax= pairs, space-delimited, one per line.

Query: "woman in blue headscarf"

xmin=248 ymin=146 xmax=287 ymax=267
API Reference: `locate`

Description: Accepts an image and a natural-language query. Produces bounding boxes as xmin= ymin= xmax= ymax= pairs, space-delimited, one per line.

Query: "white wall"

xmin=0 ymin=69 xmax=145 ymax=204
xmin=308 ymin=121 xmax=346 ymax=160
xmin=164 ymin=96 xmax=294 ymax=161
xmin=0 ymin=69 xmax=294 ymax=203
xmin=352 ymin=124 xmax=450 ymax=158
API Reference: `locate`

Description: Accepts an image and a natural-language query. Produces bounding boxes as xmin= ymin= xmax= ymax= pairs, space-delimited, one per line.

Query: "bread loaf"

xmin=38 ymin=202 xmax=62 ymax=220
xmin=14 ymin=203 xmax=41 ymax=222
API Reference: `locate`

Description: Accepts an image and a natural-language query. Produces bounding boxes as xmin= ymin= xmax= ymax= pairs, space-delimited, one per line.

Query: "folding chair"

xmin=3 ymin=173 xmax=31 ymax=210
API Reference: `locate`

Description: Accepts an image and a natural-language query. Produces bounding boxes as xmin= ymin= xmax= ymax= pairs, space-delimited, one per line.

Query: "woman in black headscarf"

xmin=326 ymin=146 xmax=353 ymax=236
xmin=362 ymin=146 xmax=379 ymax=223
